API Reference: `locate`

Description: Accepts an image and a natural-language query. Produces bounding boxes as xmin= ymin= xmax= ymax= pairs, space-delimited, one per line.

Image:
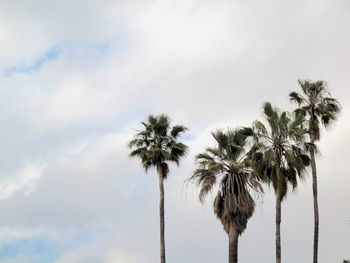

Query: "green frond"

xmin=262 ymin=102 xmax=280 ymax=134
xmin=283 ymin=167 xmax=297 ymax=190
xmin=289 ymin=91 xmax=303 ymax=104
xmin=227 ymin=144 xmax=244 ymax=160
xmin=205 ymin=147 xmax=223 ymax=159
xmin=239 ymin=127 xmax=254 ymax=137
xmin=304 ymin=142 xmax=318 ymax=154
xmin=298 ymin=79 xmax=309 ymax=95
xmin=129 ymin=147 xmax=147 ymax=157
xmin=147 ymin=115 xmax=157 ymax=125
xmin=195 ymin=152 xmax=215 ymax=162
xmin=253 ymin=120 xmax=268 ymax=135
xmin=293 ymin=108 xmax=307 ymax=119
xmin=263 ymin=102 xmax=274 ymax=117
xmin=128 ymin=138 xmax=143 ymax=148
xmin=171 ymin=125 xmax=188 ymax=138
xmin=212 ymin=130 xmax=228 ymax=150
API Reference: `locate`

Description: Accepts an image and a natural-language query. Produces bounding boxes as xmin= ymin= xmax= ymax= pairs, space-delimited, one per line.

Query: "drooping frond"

xmin=191 ymin=168 xmax=217 ymax=203
xmin=190 ymin=129 xmax=261 ymax=235
xmin=214 ymin=173 xmax=255 ymax=234
xmin=289 ymin=91 xmax=304 ymax=105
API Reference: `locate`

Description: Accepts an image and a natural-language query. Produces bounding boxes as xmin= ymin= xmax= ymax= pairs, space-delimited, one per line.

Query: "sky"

xmin=0 ymin=0 xmax=349 ymax=262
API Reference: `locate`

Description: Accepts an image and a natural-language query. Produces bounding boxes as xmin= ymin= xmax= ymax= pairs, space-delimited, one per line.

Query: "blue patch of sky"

xmin=181 ymin=134 xmax=196 ymax=142
xmin=71 ymin=227 xmax=108 ymax=245
xmin=3 ymin=47 xmax=61 ymax=77
xmin=0 ymin=227 xmax=108 ymax=263
xmin=94 ymin=43 xmax=110 ymax=56
xmin=0 ymin=239 xmax=60 ymax=262
xmin=2 ymin=42 xmax=113 ymax=78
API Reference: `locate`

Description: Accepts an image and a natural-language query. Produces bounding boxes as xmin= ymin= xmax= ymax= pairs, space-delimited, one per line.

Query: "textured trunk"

xmin=158 ymin=170 xmax=166 ymax=263
xmin=228 ymin=227 xmax=239 ymax=263
xmin=310 ymin=145 xmax=319 ymax=263
xmin=276 ymin=191 xmax=282 ymax=263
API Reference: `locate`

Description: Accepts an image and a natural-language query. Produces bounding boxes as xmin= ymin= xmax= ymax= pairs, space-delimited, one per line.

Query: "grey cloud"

xmin=0 ymin=0 xmax=349 ymax=262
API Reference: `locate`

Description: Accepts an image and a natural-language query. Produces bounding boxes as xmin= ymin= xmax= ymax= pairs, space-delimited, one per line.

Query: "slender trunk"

xmin=276 ymin=191 xmax=282 ymax=263
xmin=158 ymin=170 xmax=166 ymax=263
xmin=310 ymin=144 xmax=319 ymax=263
xmin=275 ymin=155 xmax=282 ymax=263
xmin=228 ymin=226 xmax=239 ymax=263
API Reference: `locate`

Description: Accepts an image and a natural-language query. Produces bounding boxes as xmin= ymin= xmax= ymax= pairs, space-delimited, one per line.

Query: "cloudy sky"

xmin=0 ymin=0 xmax=349 ymax=262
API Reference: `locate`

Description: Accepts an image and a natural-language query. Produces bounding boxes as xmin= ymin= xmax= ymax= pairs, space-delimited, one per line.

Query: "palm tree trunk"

xmin=310 ymin=145 xmax=319 ymax=263
xmin=228 ymin=226 xmax=239 ymax=263
xmin=276 ymin=192 xmax=282 ymax=263
xmin=158 ymin=172 xmax=166 ymax=263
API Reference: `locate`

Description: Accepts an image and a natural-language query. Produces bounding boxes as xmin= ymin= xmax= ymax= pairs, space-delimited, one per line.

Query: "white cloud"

xmin=0 ymin=163 xmax=46 ymax=200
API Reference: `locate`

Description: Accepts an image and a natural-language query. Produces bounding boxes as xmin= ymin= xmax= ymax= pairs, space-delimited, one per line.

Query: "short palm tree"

xmin=245 ymin=102 xmax=311 ymax=263
xmin=190 ymin=129 xmax=262 ymax=263
xmin=289 ymin=80 xmax=341 ymax=263
xmin=128 ymin=114 xmax=188 ymax=263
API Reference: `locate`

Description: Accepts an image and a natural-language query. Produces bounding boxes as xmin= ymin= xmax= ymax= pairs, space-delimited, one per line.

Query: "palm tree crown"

xmin=245 ymin=102 xmax=311 ymax=199
xmin=129 ymin=114 xmax=188 ymax=178
xmin=289 ymin=80 xmax=341 ymax=141
xmin=191 ymin=129 xmax=261 ymax=235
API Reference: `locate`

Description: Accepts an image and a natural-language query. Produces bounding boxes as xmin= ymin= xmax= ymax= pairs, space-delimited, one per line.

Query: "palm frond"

xmin=171 ymin=125 xmax=188 ymax=138
xmin=253 ymin=120 xmax=268 ymax=136
xmin=289 ymin=91 xmax=304 ymax=104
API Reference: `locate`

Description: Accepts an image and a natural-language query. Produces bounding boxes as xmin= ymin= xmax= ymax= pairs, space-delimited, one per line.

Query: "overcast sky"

xmin=0 ymin=0 xmax=349 ymax=262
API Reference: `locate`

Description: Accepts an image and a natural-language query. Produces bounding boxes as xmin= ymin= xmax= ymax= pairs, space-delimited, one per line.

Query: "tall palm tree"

xmin=190 ymin=129 xmax=262 ymax=263
xmin=245 ymin=102 xmax=311 ymax=263
xmin=289 ymin=80 xmax=341 ymax=263
xmin=128 ymin=114 xmax=188 ymax=263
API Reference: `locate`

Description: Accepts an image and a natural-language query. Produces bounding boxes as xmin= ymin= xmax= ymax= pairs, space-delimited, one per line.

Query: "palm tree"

xmin=128 ymin=114 xmax=188 ymax=263
xmin=245 ymin=102 xmax=311 ymax=263
xmin=289 ymin=80 xmax=341 ymax=263
xmin=190 ymin=129 xmax=262 ymax=263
